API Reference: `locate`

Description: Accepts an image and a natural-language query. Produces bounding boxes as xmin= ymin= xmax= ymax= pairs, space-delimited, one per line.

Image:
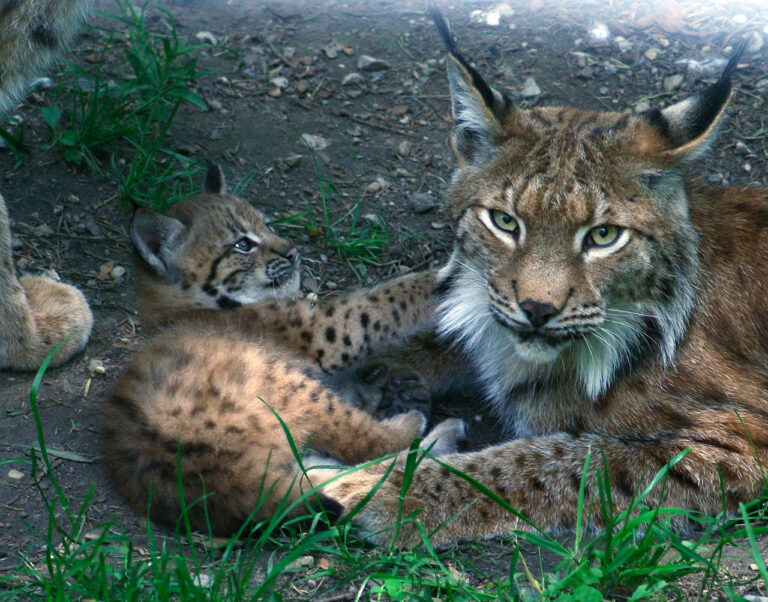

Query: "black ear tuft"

xmin=642 ymin=37 xmax=748 ymax=160
xmin=203 ymin=154 xmax=226 ymax=194
xmin=429 ymin=3 xmax=514 ymax=164
xmin=428 ymin=3 xmax=503 ymax=113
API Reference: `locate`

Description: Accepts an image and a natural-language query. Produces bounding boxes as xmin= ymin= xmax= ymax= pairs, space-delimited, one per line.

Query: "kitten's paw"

xmin=384 ymin=409 xmax=428 ymax=439
xmin=362 ymin=361 xmax=431 ymax=416
xmin=419 ymin=419 xmax=466 ymax=456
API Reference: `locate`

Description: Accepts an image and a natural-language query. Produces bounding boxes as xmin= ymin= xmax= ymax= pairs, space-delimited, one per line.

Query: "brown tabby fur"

xmin=320 ymin=12 xmax=768 ymax=547
xmin=102 ymin=164 xmax=463 ymax=534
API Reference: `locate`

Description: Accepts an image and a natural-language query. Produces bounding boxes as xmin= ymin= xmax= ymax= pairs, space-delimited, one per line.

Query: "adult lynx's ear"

xmin=637 ymin=38 xmax=748 ymax=163
xmin=204 ymin=155 xmax=227 ymax=194
xmin=130 ymin=207 xmax=187 ymax=281
xmin=430 ymin=4 xmax=514 ymax=165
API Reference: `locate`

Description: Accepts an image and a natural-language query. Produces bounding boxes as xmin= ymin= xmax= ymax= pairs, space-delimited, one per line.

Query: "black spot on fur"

xmin=30 ymin=20 xmax=57 ymax=48
xmin=305 ymin=493 xmax=343 ymax=523
xmin=216 ymin=296 xmax=242 ymax=310
xmin=300 ymin=331 xmax=313 ymax=343
xmin=1 ymin=0 xmax=22 ymax=18
xmin=360 ymin=313 xmax=370 ymax=328
xmin=325 ymin=327 xmax=336 ymax=343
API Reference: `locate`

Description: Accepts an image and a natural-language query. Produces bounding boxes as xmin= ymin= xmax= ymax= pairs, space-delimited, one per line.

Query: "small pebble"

xmin=358 ymin=55 xmax=391 ymax=72
xmin=286 ymin=555 xmax=314 ymax=570
xmin=88 ymin=359 xmax=106 ymax=376
xmin=7 ymin=469 xmax=23 ymax=479
xmin=644 ymin=47 xmax=660 ymax=61
xmin=195 ymin=31 xmax=217 ymax=45
xmin=342 ymin=72 xmax=364 ymax=86
xmin=520 ymin=77 xmax=541 ymax=97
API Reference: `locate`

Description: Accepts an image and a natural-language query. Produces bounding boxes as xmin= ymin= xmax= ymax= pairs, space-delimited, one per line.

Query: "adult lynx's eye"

xmin=490 ymin=209 xmax=519 ymax=234
xmin=584 ymin=225 xmax=622 ymax=248
xmin=233 ymin=236 xmax=258 ymax=253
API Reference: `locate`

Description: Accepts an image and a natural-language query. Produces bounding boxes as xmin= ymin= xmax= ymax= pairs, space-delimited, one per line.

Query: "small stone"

xmin=110 ymin=265 xmax=126 ymax=280
xmin=613 ymin=36 xmax=632 ymax=53
xmin=735 ymin=140 xmax=754 ymax=156
xmin=277 ymin=154 xmax=303 ymax=170
xmin=520 ymin=77 xmax=541 ymax=97
xmin=663 ymin=74 xmax=684 ymax=92
xmin=365 ymin=177 xmax=389 ymax=193
xmin=397 ymin=140 xmax=412 ymax=157
xmin=323 ymin=42 xmax=342 ymax=59
xmin=644 ymin=47 xmax=660 ymax=61
xmin=270 ymin=76 xmax=288 ymax=89
xmin=747 ymin=33 xmax=764 ymax=53
xmin=358 ymin=55 xmax=391 ymax=72
xmin=297 ymin=80 xmax=310 ymax=93
xmin=10 ymin=236 xmax=22 ymax=251
xmin=67 ymin=194 xmax=80 ymax=204
xmin=193 ymin=574 xmax=211 ymax=588
xmin=326 ymin=281 xmax=338 ymax=290
xmin=208 ymin=98 xmax=223 ymax=110
xmin=195 ymin=31 xmax=217 ymax=45
xmin=268 ymin=88 xmax=282 ymax=98
xmin=341 ymin=72 xmax=364 ymax=86
xmin=634 ymin=100 xmax=651 ymax=113
xmin=98 ymin=261 xmax=115 ymax=281
xmin=411 ymin=192 xmax=437 ymax=214
xmin=362 ymin=213 xmax=382 ymax=225
xmin=392 ymin=105 xmax=409 ymax=117
xmin=430 ymin=222 xmax=446 ymax=229
xmin=88 ymin=359 xmax=106 ymax=376
xmin=300 ymin=134 xmax=331 ymax=151
xmin=7 ymin=469 xmax=23 ymax=479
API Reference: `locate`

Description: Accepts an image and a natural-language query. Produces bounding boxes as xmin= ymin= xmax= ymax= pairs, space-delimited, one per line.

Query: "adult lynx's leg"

xmin=0 ymin=193 xmax=92 ymax=370
xmin=0 ymin=0 xmax=91 ymax=111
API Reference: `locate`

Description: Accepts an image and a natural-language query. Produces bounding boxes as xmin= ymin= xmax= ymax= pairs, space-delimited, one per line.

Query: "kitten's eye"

xmin=585 ymin=225 xmax=622 ymax=248
xmin=233 ymin=237 xmax=258 ymax=253
xmin=490 ymin=209 xmax=519 ymax=234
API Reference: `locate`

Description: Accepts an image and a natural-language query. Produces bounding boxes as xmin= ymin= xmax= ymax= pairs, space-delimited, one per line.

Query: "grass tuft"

xmin=42 ymin=0 xmax=209 ymax=209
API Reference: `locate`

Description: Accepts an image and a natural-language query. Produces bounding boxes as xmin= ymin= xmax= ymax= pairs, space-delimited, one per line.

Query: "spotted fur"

xmin=103 ymin=161 xmax=464 ymax=534
xmin=321 ymin=12 xmax=768 ymax=548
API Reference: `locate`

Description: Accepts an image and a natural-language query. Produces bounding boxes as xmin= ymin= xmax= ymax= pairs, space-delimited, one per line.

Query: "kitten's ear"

xmin=430 ymin=5 xmax=514 ymax=165
xmin=637 ymin=38 xmax=747 ymax=163
xmin=204 ymin=155 xmax=226 ymax=194
xmin=130 ymin=207 xmax=187 ymax=280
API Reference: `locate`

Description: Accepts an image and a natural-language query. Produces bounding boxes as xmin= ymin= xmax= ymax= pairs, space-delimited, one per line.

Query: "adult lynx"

xmin=322 ymin=10 xmax=768 ymax=547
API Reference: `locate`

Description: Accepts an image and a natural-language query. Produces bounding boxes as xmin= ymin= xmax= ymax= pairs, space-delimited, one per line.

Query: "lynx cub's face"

xmin=434 ymin=16 xmax=738 ymax=403
xmin=131 ymin=160 xmax=300 ymax=316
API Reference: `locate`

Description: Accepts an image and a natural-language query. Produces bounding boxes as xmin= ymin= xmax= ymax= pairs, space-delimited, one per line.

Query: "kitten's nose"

xmin=519 ymin=300 xmax=557 ymax=329
xmin=282 ymin=246 xmax=299 ymax=262
xmin=271 ymin=241 xmax=299 ymax=263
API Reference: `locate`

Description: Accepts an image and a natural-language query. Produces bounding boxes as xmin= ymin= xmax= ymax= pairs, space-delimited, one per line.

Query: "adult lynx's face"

xmin=432 ymin=9 xmax=740 ymax=403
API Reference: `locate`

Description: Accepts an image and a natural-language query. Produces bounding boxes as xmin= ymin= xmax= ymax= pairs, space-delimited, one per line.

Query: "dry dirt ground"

xmin=2 ymin=0 xmax=768 ymax=597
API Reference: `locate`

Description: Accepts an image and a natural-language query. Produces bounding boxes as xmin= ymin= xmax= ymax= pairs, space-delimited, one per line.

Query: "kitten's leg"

xmin=0 ymin=194 xmax=92 ymax=370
